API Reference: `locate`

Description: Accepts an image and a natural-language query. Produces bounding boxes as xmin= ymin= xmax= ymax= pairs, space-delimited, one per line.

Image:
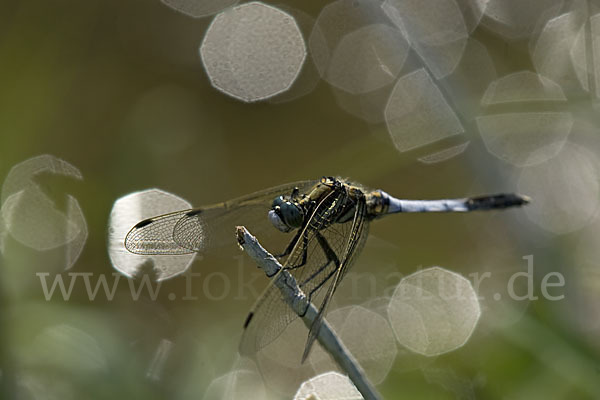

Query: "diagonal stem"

xmin=235 ymin=226 xmax=382 ymax=400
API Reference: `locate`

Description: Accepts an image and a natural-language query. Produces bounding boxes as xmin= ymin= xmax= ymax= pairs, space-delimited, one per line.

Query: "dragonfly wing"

xmin=125 ymin=181 xmax=316 ymax=255
xmin=302 ymin=195 xmax=369 ymax=362
xmin=239 ymin=278 xmax=299 ymax=356
xmin=124 ymin=209 xmax=196 ymax=255
xmin=239 ymin=187 xmax=346 ymax=357
xmin=240 ymin=185 xmax=370 ymax=360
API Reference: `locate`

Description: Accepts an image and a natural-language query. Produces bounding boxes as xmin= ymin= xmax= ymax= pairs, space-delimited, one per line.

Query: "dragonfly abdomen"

xmin=379 ymin=191 xmax=530 ymax=214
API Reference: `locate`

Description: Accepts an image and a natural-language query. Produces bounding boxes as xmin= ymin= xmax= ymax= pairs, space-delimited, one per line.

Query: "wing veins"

xmin=302 ymin=194 xmax=367 ymax=362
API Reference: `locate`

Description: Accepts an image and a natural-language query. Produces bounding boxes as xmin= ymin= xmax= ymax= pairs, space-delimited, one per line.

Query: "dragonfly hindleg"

xmin=302 ymin=232 xmax=341 ymax=295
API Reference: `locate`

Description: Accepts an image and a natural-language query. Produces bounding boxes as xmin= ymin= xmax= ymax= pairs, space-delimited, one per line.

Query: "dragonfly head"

xmin=269 ymin=195 xmax=303 ymax=232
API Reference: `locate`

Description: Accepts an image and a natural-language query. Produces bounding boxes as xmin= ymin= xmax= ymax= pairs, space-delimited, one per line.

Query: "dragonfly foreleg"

xmin=285 ymin=230 xmax=310 ymax=271
xmin=275 ymin=229 xmax=302 ymax=260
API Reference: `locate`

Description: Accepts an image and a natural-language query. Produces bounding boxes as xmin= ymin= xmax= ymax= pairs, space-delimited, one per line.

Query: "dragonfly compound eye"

xmin=269 ymin=196 xmax=303 ymax=232
xmin=268 ymin=207 xmax=291 ymax=232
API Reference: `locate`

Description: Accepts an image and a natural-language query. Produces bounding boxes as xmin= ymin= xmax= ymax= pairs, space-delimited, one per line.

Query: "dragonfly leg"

xmin=274 ymin=229 xmax=302 ymax=260
xmin=300 ymin=232 xmax=340 ymax=287
xmin=298 ymin=232 xmax=341 ymax=317
xmin=286 ymin=230 xmax=310 ymax=271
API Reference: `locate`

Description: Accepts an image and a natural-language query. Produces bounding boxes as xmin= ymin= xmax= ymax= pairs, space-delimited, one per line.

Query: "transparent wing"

xmin=303 ymin=195 xmax=368 ymax=361
xmin=240 ymin=187 xmax=370 ymax=359
xmin=124 ymin=209 xmax=196 ymax=255
xmin=125 ymin=181 xmax=316 ymax=255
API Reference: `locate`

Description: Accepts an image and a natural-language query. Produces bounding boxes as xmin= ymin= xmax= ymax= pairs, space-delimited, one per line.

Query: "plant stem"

xmin=235 ymin=226 xmax=382 ymax=400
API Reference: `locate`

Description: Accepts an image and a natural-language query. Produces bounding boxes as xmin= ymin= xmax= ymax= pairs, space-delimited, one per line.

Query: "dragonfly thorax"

xmin=268 ymin=195 xmax=304 ymax=233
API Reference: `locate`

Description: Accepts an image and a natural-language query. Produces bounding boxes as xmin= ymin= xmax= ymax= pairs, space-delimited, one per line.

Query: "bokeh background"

xmin=1 ymin=0 xmax=600 ymax=398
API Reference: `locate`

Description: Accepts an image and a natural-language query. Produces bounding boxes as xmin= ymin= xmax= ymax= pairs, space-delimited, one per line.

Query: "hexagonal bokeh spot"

xmin=477 ymin=71 xmax=572 ymax=167
xmin=309 ymin=0 xmax=392 ymax=80
xmin=308 ymin=305 xmax=397 ymax=385
xmin=480 ymin=0 xmax=564 ymax=40
xmin=294 ymin=371 xmax=362 ymax=400
xmin=200 ymin=2 xmax=307 ymax=102
xmin=481 ymin=70 xmax=566 ymax=104
xmin=108 ymin=189 xmax=196 ymax=281
xmin=253 ymin=316 xmax=334 ymax=396
xmin=418 ymin=141 xmax=470 ymax=164
xmin=531 ymin=4 xmax=600 ymax=97
xmin=387 ymin=267 xmax=481 ymax=357
xmin=326 ymin=23 xmax=409 ymax=94
xmin=385 ymin=68 xmax=464 ymax=152
xmin=1 ymin=155 xmax=87 ymax=269
xmin=383 ymin=0 xmax=469 ymax=79
xmin=517 ymin=142 xmax=600 ymax=235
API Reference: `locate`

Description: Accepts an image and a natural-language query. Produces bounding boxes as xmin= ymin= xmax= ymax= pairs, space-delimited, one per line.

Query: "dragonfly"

xmin=125 ymin=177 xmax=529 ymax=361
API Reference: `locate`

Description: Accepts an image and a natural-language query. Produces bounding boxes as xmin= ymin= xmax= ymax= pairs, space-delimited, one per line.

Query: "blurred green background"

xmin=1 ymin=0 xmax=599 ymax=399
